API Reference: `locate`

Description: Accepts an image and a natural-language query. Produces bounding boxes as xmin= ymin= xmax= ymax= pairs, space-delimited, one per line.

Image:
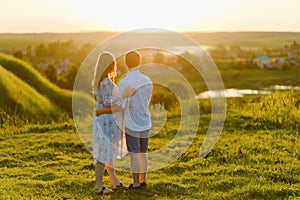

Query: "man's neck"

xmin=128 ymin=67 xmax=139 ymax=72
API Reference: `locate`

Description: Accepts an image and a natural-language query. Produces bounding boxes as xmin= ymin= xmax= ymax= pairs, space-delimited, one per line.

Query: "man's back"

xmin=118 ymin=69 xmax=152 ymax=131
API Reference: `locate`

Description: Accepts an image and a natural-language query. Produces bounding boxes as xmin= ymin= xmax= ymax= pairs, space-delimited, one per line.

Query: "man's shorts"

xmin=125 ymin=128 xmax=150 ymax=154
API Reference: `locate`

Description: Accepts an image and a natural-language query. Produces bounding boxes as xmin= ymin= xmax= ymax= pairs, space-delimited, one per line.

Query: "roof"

xmin=255 ymin=55 xmax=270 ymax=61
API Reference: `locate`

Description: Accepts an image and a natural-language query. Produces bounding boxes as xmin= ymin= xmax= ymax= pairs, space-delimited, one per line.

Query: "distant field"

xmin=186 ymin=32 xmax=300 ymax=47
xmin=220 ymin=67 xmax=300 ymax=90
xmin=0 ymin=32 xmax=115 ymax=50
xmin=1 ymin=32 xmax=300 ymax=50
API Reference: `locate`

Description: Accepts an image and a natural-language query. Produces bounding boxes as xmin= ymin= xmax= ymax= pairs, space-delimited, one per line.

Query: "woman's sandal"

xmin=112 ymin=183 xmax=127 ymax=190
xmin=95 ymin=186 xmax=114 ymax=195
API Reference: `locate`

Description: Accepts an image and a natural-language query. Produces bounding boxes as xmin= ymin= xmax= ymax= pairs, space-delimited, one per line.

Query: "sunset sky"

xmin=0 ymin=0 xmax=300 ymax=33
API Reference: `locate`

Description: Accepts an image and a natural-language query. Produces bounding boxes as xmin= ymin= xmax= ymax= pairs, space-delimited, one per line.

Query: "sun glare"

xmin=68 ymin=0 xmax=236 ymax=32
xmin=1 ymin=0 xmax=300 ymax=33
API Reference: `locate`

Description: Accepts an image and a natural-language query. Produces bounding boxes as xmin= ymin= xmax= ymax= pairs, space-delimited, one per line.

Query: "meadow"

xmin=0 ymin=33 xmax=300 ymax=199
xmin=0 ymin=92 xmax=299 ymax=199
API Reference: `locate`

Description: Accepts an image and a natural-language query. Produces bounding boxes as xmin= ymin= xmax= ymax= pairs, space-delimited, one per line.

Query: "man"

xmin=118 ymin=50 xmax=152 ymax=189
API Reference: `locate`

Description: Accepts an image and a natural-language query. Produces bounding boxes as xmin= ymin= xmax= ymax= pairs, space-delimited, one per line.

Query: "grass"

xmin=0 ymin=64 xmax=64 ymax=126
xmin=0 ymin=53 xmax=93 ymax=118
xmin=0 ymin=44 xmax=300 ymax=199
xmin=0 ymin=91 xmax=299 ymax=199
xmin=220 ymin=67 xmax=300 ymax=90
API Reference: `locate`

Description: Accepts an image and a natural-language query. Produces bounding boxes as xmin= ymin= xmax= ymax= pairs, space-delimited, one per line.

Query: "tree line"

xmin=12 ymin=40 xmax=95 ymax=90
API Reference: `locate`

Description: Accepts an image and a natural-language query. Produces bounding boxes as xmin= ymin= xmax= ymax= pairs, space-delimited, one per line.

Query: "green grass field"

xmin=0 ymin=92 xmax=299 ymax=199
xmin=220 ymin=67 xmax=300 ymax=90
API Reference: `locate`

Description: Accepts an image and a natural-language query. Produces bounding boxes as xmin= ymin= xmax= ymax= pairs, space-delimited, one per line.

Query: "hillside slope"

xmin=0 ymin=65 xmax=62 ymax=124
xmin=0 ymin=53 xmax=93 ymax=117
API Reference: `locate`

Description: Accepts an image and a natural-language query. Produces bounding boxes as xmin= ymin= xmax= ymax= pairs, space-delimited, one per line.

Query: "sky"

xmin=0 ymin=0 xmax=300 ymax=33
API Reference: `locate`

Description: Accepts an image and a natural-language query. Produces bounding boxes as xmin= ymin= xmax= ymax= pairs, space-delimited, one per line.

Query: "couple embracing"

xmin=92 ymin=51 xmax=152 ymax=194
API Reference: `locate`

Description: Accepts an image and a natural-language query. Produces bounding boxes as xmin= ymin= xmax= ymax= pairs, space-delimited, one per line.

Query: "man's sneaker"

xmin=128 ymin=183 xmax=143 ymax=190
xmin=140 ymin=182 xmax=147 ymax=188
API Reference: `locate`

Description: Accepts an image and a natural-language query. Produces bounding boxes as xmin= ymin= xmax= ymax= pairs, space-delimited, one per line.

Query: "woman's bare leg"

xmin=95 ymin=162 xmax=105 ymax=190
xmin=105 ymin=160 xmax=120 ymax=187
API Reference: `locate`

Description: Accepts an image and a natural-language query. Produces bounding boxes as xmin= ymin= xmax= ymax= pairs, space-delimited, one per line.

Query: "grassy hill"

xmin=0 ymin=65 xmax=62 ymax=125
xmin=0 ymin=53 xmax=93 ymax=128
xmin=0 ymin=53 xmax=93 ymax=114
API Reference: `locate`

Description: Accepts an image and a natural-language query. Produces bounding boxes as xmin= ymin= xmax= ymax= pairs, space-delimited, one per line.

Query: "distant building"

xmin=287 ymin=50 xmax=298 ymax=59
xmin=272 ymin=59 xmax=285 ymax=70
xmin=253 ymin=55 xmax=272 ymax=69
xmin=38 ymin=57 xmax=55 ymax=68
xmin=56 ymin=59 xmax=71 ymax=74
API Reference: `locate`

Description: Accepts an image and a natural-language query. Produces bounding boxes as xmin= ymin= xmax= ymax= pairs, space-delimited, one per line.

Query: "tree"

xmin=291 ymin=40 xmax=299 ymax=49
xmin=35 ymin=44 xmax=48 ymax=58
xmin=230 ymin=44 xmax=241 ymax=52
xmin=13 ymin=51 xmax=24 ymax=59
xmin=210 ymin=44 xmax=227 ymax=59
xmin=43 ymin=64 xmax=57 ymax=84
xmin=57 ymin=65 xmax=79 ymax=90
xmin=25 ymin=45 xmax=33 ymax=59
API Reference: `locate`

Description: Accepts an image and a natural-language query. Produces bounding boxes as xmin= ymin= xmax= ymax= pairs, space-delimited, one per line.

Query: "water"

xmin=196 ymin=85 xmax=300 ymax=99
xmin=269 ymin=85 xmax=300 ymax=91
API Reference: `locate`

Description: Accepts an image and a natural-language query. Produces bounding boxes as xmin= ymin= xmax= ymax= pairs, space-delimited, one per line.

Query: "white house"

xmin=253 ymin=55 xmax=272 ymax=69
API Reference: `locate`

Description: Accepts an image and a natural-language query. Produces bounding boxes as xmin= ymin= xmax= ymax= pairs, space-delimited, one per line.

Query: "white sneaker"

xmin=95 ymin=187 xmax=114 ymax=195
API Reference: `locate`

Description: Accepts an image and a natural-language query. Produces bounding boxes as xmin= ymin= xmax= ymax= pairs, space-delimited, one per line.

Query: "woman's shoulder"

xmin=100 ymin=77 xmax=113 ymax=87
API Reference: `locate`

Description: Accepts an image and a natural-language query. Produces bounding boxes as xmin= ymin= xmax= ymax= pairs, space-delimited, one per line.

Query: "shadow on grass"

xmin=47 ymin=141 xmax=86 ymax=154
xmin=33 ymin=173 xmax=57 ymax=181
xmin=109 ymin=182 xmax=187 ymax=200
xmin=0 ymin=159 xmax=19 ymax=168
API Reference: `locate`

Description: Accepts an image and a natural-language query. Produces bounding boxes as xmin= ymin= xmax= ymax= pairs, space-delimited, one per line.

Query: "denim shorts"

xmin=125 ymin=128 xmax=150 ymax=154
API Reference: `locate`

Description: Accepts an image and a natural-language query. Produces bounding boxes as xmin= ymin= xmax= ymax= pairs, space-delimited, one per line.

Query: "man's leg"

xmin=139 ymin=132 xmax=149 ymax=184
xmin=139 ymin=152 xmax=148 ymax=183
xmin=130 ymin=153 xmax=140 ymax=187
xmin=125 ymin=130 xmax=141 ymax=187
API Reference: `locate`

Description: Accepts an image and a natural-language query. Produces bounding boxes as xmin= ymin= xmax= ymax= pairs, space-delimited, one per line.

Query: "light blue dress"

xmin=93 ymin=77 xmax=126 ymax=163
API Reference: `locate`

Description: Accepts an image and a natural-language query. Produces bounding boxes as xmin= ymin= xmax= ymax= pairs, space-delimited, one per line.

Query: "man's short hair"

xmin=125 ymin=51 xmax=141 ymax=69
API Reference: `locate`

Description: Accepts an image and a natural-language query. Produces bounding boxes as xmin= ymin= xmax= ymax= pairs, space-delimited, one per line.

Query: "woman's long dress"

xmin=93 ymin=77 xmax=126 ymax=163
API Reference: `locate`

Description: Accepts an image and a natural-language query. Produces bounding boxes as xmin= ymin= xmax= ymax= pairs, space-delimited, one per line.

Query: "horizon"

xmin=2 ymin=30 xmax=300 ymax=35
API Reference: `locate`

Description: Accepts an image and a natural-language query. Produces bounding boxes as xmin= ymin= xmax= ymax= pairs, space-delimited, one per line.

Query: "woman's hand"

xmin=95 ymin=108 xmax=104 ymax=117
xmin=122 ymin=87 xmax=136 ymax=99
xmin=95 ymin=106 xmax=121 ymax=116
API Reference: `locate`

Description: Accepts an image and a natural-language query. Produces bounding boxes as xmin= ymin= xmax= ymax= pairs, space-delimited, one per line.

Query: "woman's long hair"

xmin=92 ymin=52 xmax=117 ymax=96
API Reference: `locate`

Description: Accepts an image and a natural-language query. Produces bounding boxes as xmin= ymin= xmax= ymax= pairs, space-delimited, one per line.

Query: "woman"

xmin=92 ymin=52 xmax=127 ymax=194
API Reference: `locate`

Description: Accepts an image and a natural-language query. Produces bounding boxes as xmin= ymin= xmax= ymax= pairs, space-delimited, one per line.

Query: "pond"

xmin=196 ymin=85 xmax=300 ymax=99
